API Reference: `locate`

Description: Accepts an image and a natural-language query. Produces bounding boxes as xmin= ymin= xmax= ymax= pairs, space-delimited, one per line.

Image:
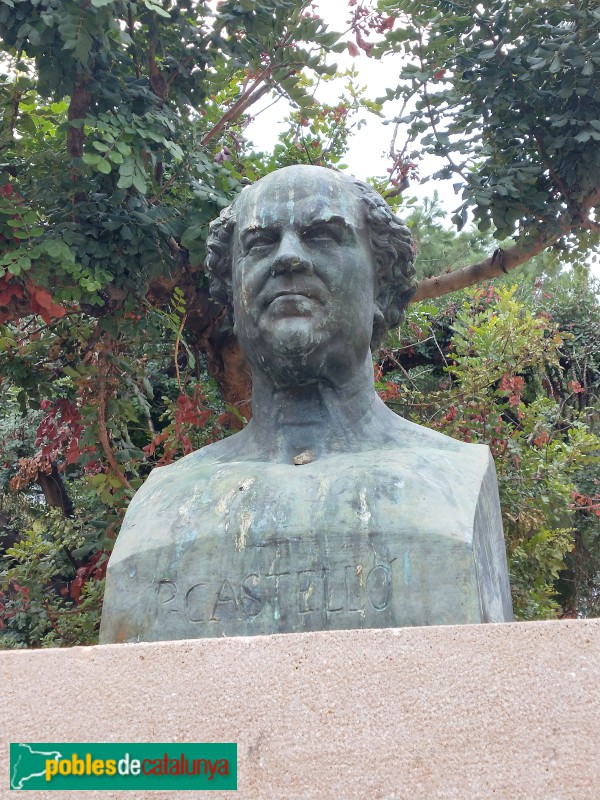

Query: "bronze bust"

xmin=100 ymin=165 xmax=512 ymax=643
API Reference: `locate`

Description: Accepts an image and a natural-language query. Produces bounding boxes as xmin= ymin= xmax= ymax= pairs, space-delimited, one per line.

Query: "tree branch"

xmin=416 ymin=27 xmax=469 ymax=183
xmin=412 ymin=232 xmax=558 ymax=302
xmin=67 ymin=81 xmax=91 ymax=159
xmin=200 ymin=78 xmax=272 ymax=148
xmin=97 ymin=337 xmax=131 ymax=490
xmin=37 ymin=462 xmax=74 ymax=518
xmin=174 ymin=312 xmax=187 ymax=392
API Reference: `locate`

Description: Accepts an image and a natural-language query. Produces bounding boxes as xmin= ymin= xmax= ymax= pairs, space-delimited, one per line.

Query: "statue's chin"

xmin=260 ymin=317 xmax=321 ymax=356
xmin=239 ymin=320 xmax=323 ymax=385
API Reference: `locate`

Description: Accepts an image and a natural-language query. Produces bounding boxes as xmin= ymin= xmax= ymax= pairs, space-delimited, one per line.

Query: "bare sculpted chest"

xmin=100 ymin=445 xmax=510 ymax=643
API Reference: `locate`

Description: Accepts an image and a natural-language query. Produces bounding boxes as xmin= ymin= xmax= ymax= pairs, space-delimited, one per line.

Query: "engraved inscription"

xmin=297 ymin=570 xmax=317 ymax=614
xmin=366 ymin=564 xmax=392 ymax=610
xmin=184 ymin=583 xmax=205 ymax=622
xmin=157 ymin=580 xmax=179 ymax=615
xmin=210 ymin=579 xmax=239 ymax=621
xmin=241 ymin=573 xmax=262 ymax=618
xmin=324 ymin=568 xmax=344 ymax=613
xmin=155 ymin=559 xmax=397 ymax=628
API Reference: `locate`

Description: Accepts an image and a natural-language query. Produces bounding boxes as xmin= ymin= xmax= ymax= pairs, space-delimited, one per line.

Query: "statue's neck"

xmin=246 ymin=358 xmax=387 ymax=462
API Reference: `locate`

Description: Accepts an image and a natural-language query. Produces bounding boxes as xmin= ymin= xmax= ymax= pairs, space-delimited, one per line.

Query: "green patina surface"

xmin=100 ymin=445 xmax=512 ymax=643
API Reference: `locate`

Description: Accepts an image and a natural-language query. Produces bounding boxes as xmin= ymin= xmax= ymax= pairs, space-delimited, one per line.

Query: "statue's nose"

xmin=270 ymin=232 xmax=312 ymax=275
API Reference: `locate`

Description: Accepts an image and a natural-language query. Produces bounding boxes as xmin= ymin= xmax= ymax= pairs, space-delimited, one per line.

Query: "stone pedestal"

xmin=101 ymin=444 xmax=512 ymax=643
xmin=2 ymin=620 xmax=599 ymax=799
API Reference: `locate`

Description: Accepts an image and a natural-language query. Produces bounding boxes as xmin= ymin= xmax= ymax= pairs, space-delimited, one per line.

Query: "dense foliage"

xmin=377 ymin=270 xmax=600 ymax=620
xmin=374 ymin=0 xmax=600 ymax=296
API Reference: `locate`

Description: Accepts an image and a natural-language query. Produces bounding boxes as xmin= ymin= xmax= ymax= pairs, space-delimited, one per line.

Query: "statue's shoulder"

xmin=128 ymin=432 xmax=245 ymax=509
xmin=388 ymin=412 xmax=484 ymax=454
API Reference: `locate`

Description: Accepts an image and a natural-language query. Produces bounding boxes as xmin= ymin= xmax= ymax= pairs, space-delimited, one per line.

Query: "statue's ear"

xmin=371 ymin=305 xmax=387 ymax=349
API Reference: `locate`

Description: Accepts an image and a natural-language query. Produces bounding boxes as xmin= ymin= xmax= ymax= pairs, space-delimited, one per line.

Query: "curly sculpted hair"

xmin=204 ymin=170 xmax=418 ymax=348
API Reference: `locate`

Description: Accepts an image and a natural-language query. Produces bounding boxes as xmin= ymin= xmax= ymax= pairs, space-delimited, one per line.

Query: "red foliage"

xmin=144 ymin=386 xmax=216 ymax=465
xmin=377 ymin=380 xmax=402 ymax=403
xmin=0 ymin=275 xmax=24 ymax=306
xmin=568 ymin=379 xmax=585 ymax=394
xmin=0 ymin=581 xmax=30 ymax=629
xmin=570 ymin=490 xmax=600 ymax=517
xmin=347 ymin=2 xmax=396 ymax=57
xmin=0 ymin=180 xmax=66 ymax=323
xmin=534 ymin=431 xmax=551 ymax=448
xmin=0 ymin=276 xmax=27 ymax=324
xmin=387 ymin=156 xmax=419 ymax=193
xmin=444 ymin=405 xmax=458 ymax=422
xmin=26 ymin=280 xmax=66 ymax=324
xmin=0 ymin=277 xmax=66 ymax=325
xmin=69 ymin=550 xmax=108 ymax=603
xmin=499 ymin=374 xmax=525 ymax=407
xmin=35 ymin=399 xmax=84 ymax=468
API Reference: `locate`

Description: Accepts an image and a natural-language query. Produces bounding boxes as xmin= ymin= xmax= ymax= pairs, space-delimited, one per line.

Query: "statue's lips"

xmin=266 ymin=289 xmax=324 ymax=306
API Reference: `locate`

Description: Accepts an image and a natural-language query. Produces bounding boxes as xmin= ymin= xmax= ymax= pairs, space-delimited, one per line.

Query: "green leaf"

xmin=19 ymin=114 xmax=36 ymax=135
xmin=132 ymin=170 xmax=147 ymax=193
xmin=315 ymin=31 xmax=341 ymax=48
xmin=73 ymin=32 xmax=94 ymax=63
xmin=117 ymin=173 xmax=133 ymax=189
xmin=143 ymin=0 xmax=171 ymax=17
xmin=44 ymin=240 xmax=70 ymax=259
xmin=115 ymin=141 xmax=132 ymax=156
xmin=119 ymin=158 xmax=136 ymax=177
xmin=181 ymin=222 xmax=206 ymax=248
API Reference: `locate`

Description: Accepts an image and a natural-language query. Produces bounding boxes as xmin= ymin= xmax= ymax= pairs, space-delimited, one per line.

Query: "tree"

xmin=375 ymin=210 xmax=600 ymax=619
xmin=372 ymin=0 xmax=600 ymax=298
xmin=0 ymin=0 xmax=348 ymax=402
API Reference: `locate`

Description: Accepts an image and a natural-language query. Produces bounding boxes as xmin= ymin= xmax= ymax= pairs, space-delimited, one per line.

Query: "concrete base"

xmin=2 ymin=620 xmax=599 ymax=799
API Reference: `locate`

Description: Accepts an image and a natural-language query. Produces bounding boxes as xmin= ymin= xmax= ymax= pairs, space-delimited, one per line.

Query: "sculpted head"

xmin=205 ymin=166 xmax=417 ymax=382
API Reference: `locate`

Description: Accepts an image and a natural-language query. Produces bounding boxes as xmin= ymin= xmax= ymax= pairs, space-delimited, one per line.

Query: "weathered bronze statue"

xmin=100 ymin=165 xmax=512 ymax=643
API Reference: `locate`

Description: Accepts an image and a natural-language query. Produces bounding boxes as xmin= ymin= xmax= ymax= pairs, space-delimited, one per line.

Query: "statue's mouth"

xmin=273 ymin=290 xmax=311 ymax=300
xmin=268 ymin=287 xmax=323 ymax=305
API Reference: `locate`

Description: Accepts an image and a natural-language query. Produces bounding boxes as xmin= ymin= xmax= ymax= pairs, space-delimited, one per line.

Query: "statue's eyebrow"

xmin=303 ymin=215 xmax=356 ymax=238
xmin=238 ymin=215 xmax=355 ymax=245
xmin=239 ymin=223 xmax=279 ymax=239
xmin=305 ymin=215 xmax=350 ymax=228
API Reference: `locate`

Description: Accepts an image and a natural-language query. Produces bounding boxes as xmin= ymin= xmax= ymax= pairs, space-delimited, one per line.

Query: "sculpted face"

xmin=231 ymin=166 xmax=377 ymax=385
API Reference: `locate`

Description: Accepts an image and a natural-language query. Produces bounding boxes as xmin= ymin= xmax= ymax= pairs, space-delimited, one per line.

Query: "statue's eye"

xmin=245 ymin=231 xmax=277 ymax=252
xmin=303 ymin=224 xmax=339 ymax=243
